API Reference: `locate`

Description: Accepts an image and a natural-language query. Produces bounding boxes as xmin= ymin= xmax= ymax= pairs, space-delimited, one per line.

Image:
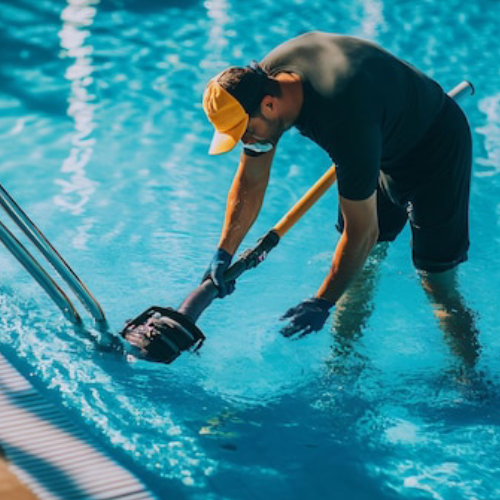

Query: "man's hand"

xmin=201 ymin=248 xmax=236 ymax=298
xmin=280 ymin=297 xmax=334 ymax=338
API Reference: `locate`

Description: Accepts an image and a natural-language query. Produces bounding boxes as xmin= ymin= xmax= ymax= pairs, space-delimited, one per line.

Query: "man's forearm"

xmin=316 ymin=230 xmax=378 ymax=305
xmin=218 ymin=167 xmax=268 ymax=255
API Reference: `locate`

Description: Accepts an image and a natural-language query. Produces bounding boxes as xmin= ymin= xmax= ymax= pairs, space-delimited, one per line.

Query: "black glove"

xmin=201 ymin=248 xmax=236 ymax=298
xmin=280 ymin=297 xmax=334 ymax=338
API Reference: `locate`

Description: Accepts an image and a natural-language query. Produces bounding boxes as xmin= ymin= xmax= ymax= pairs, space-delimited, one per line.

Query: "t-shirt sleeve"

xmin=327 ymin=119 xmax=382 ymax=201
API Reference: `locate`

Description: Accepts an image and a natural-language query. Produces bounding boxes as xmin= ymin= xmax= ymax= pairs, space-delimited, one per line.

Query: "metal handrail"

xmin=0 ymin=220 xmax=81 ymax=323
xmin=0 ymin=183 xmax=106 ymax=325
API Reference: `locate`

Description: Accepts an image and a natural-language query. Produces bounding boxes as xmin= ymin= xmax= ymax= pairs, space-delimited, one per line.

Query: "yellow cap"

xmin=203 ymin=79 xmax=249 ymax=155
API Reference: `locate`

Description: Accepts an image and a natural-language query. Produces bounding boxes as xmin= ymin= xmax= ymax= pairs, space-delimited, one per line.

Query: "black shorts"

xmin=337 ymin=96 xmax=473 ymax=273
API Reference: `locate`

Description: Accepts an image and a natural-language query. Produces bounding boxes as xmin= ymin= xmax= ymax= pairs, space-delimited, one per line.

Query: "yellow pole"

xmin=273 ymin=165 xmax=337 ymax=238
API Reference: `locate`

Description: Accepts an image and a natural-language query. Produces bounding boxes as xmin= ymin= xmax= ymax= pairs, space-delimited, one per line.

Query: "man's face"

xmin=241 ymin=112 xmax=285 ymax=152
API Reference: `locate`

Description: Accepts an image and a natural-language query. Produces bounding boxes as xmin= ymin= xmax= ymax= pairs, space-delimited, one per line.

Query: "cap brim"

xmin=208 ymin=115 xmax=248 ymax=155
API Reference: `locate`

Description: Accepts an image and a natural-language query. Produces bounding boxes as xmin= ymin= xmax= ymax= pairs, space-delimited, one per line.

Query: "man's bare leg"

xmin=331 ymin=242 xmax=389 ymax=358
xmin=419 ymin=268 xmax=480 ymax=369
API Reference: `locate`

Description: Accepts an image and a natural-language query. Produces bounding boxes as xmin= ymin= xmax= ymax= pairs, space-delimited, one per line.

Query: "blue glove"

xmin=201 ymin=248 xmax=236 ymax=298
xmin=280 ymin=297 xmax=333 ymax=338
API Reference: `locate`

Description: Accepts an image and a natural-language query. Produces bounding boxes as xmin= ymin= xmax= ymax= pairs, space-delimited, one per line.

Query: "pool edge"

xmin=0 ymin=349 xmax=159 ymax=500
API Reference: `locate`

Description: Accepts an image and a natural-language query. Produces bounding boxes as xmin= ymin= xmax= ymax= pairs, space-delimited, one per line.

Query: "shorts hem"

xmin=335 ymin=223 xmax=403 ymax=243
xmin=413 ymin=253 xmax=468 ymax=273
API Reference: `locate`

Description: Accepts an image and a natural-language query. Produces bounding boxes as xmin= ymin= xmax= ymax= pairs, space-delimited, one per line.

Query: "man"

xmin=201 ymin=32 xmax=474 ymax=340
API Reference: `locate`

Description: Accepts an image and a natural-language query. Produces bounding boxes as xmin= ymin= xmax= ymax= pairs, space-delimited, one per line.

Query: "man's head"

xmin=203 ymin=63 xmax=284 ymax=155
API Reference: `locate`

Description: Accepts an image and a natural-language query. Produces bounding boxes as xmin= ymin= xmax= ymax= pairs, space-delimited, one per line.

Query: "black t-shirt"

xmin=256 ymin=32 xmax=446 ymax=200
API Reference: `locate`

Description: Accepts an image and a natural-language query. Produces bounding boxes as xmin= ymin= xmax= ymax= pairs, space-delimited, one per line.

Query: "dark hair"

xmin=216 ymin=64 xmax=282 ymax=116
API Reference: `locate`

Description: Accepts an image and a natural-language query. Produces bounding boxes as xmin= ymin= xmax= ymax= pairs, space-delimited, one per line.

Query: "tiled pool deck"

xmin=0 ymin=452 xmax=38 ymax=500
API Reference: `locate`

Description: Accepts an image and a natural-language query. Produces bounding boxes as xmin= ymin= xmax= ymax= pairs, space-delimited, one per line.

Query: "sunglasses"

xmin=243 ymin=141 xmax=274 ymax=154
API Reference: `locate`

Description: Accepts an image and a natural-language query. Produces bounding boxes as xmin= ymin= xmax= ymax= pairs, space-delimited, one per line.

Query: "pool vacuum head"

xmin=120 ymin=306 xmax=205 ymax=363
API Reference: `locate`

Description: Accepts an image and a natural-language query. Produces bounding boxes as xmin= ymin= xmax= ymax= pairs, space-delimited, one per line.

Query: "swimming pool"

xmin=1 ymin=0 xmax=500 ymax=498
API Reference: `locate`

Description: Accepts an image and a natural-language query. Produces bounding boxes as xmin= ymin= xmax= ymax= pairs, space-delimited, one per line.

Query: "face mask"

xmin=243 ymin=142 xmax=274 ymax=154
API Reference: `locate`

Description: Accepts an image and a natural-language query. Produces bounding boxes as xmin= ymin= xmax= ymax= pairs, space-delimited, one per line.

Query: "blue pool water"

xmin=1 ymin=0 xmax=500 ymax=498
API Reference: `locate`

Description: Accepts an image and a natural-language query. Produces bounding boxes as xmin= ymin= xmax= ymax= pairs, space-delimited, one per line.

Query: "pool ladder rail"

xmin=0 ymin=182 xmax=106 ymax=326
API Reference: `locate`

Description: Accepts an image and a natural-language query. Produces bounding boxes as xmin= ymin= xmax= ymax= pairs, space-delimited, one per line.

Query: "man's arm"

xmin=316 ymin=191 xmax=379 ymax=304
xmin=218 ymin=147 xmax=276 ymax=255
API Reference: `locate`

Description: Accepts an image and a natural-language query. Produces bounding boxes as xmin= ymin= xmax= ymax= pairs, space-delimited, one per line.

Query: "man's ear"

xmin=261 ymin=96 xmax=277 ymax=117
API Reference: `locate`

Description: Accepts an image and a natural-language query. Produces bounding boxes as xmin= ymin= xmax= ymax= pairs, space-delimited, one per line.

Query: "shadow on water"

xmin=0 ymin=0 xmax=60 ymax=24
xmin=100 ymin=0 xmax=201 ymax=13
xmin=0 ymin=33 xmax=57 ymax=66
xmin=0 ymin=26 xmax=68 ymax=117
xmin=182 ymin=391 xmax=402 ymax=500
xmin=0 ymin=72 xmax=69 ymax=118
xmin=417 ymin=394 xmax=500 ymax=427
xmin=0 ymin=0 xmax=202 ymax=20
